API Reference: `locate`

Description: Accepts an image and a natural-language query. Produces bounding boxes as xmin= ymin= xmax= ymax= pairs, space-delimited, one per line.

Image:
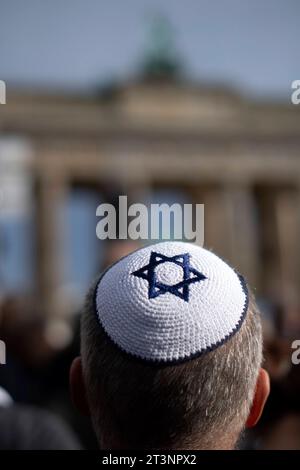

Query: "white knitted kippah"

xmin=94 ymin=241 xmax=248 ymax=364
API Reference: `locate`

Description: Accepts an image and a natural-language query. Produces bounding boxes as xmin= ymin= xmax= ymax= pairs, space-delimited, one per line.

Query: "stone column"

xmin=190 ymin=183 xmax=259 ymax=288
xmin=222 ymin=184 xmax=259 ymax=289
xmin=190 ymin=184 xmax=232 ymax=259
xmin=254 ymin=187 xmax=280 ymax=301
xmin=36 ymin=170 xmax=67 ymax=315
xmin=274 ymin=187 xmax=300 ymax=308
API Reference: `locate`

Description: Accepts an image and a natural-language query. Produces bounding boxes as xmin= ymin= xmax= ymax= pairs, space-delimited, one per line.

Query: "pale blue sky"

xmin=0 ymin=0 xmax=299 ymax=100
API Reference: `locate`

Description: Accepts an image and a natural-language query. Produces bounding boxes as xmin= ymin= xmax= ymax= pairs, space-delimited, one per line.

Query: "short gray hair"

xmin=81 ymin=279 xmax=262 ymax=449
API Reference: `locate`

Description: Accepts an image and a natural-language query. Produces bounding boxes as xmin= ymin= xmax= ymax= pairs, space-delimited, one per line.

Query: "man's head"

xmin=71 ymin=242 xmax=269 ymax=449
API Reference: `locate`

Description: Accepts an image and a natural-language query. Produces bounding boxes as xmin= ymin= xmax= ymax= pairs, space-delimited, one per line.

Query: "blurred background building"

xmin=1 ymin=26 xmax=300 ymax=323
xmin=0 ymin=0 xmax=300 ymax=450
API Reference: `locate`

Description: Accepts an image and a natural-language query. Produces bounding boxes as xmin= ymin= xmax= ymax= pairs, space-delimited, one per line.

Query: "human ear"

xmin=70 ymin=356 xmax=90 ymax=416
xmin=246 ymin=368 xmax=270 ymax=428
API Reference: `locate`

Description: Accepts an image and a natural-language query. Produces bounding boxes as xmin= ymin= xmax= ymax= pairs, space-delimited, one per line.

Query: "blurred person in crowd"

xmin=0 ymin=323 xmax=81 ymax=450
xmin=0 ymin=294 xmax=93 ymax=448
xmin=70 ymin=242 xmax=270 ymax=450
xmin=0 ymin=295 xmax=62 ymax=403
xmin=0 ymin=400 xmax=82 ymax=450
xmin=247 ymin=302 xmax=300 ymax=449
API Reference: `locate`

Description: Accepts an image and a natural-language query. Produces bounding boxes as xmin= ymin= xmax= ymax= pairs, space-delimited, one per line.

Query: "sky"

xmin=0 ymin=0 xmax=299 ymax=100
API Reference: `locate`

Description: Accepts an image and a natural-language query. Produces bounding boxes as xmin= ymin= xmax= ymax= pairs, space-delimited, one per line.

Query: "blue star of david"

xmin=131 ymin=251 xmax=207 ymax=302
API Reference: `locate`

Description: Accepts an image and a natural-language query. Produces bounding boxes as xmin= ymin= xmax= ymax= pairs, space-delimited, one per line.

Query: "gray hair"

xmin=81 ymin=278 xmax=262 ymax=449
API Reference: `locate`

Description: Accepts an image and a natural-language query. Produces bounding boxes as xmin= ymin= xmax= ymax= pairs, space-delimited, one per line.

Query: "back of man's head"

xmin=71 ymin=242 xmax=269 ymax=449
